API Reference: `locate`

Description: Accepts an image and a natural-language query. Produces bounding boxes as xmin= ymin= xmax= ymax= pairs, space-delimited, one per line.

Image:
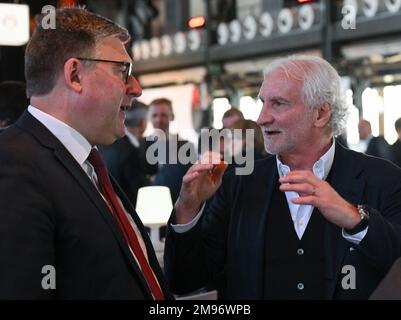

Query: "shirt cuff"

xmin=342 ymin=227 xmax=369 ymax=245
xmin=171 ymin=203 xmax=206 ymax=234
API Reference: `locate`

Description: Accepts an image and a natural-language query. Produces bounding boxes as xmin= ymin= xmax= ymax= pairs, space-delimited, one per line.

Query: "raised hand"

xmin=175 ymin=152 xmax=228 ymax=224
xmin=279 ymin=170 xmax=360 ymax=229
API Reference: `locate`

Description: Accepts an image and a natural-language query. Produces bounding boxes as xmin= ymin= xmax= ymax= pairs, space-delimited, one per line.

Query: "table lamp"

xmin=135 ymin=186 xmax=173 ymax=252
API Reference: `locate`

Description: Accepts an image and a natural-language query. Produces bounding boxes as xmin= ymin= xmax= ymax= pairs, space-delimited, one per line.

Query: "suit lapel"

xmin=324 ymin=142 xmax=366 ymax=299
xmin=16 ymin=112 xmax=161 ymax=299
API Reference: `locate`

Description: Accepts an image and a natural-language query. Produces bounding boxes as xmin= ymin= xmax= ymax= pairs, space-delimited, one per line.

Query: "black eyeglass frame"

xmin=76 ymin=57 xmax=133 ymax=84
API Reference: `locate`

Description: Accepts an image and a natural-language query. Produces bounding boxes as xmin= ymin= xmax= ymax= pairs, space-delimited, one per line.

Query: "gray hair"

xmin=125 ymin=100 xmax=148 ymax=128
xmin=264 ymin=55 xmax=348 ymax=137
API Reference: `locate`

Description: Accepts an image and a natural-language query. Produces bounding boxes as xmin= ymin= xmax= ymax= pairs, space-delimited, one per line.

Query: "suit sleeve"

xmin=356 ymin=165 xmax=401 ymax=274
xmin=0 ymin=153 xmax=55 ymax=299
xmin=164 ymin=173 xmax=234 ymax=295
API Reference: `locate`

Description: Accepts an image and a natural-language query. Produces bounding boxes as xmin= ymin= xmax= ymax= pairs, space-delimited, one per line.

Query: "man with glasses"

xmin=0 ymin=7 xmax=171 ymax=300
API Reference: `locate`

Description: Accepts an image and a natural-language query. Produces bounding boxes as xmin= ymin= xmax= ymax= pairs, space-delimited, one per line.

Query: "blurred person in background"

xmin=99 ymin=100 xmax=155 ymax=208
xmin=230 ymin=118 xmax=269 ymax=162
xmin=221 ymin=107 xmax=244 ymax=129
xmin=391 ymin=117 xmax=401 ymax=168
xmin=0 ymin=81 xmax=29 ymax=132
xmin=358 ymin=119 xmax=393 ymax=161
xmin=146 ymin=98 xmax=193 ymax=204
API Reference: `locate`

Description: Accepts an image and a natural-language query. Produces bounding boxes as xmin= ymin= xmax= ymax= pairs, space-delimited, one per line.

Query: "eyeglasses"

xmin=76 ymin=57 xmax=133 ymax=84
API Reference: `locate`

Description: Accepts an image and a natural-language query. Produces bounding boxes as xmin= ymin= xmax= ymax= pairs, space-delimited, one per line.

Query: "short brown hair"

xmin=232 ymin=119 xmax=265 ymax=154
xmin=25 ymin=7 xmax=130 ymax=97
xmin=222 ymin=108 xmax=244 ymax=120
xmin=149 ymin=98 xmax=173 ymax=113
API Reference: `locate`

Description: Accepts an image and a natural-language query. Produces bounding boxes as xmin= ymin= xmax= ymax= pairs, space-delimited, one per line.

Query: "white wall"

xmin=139 ymin=84 xmax=198 ymax=146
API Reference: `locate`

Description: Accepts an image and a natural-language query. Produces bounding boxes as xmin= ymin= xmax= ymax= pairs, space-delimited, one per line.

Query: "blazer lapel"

xmin=324 ymin=142 xmax=366 ymax=299
xmin=17 ymin=112 xmax=157 ymax=299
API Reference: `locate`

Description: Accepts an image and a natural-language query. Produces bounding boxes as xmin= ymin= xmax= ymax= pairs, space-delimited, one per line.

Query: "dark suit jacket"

xmin=165 ymin=142 xmax=401 ymax=299
xmin=366 ymin=136 xmax=393 ymax=161
xmin=391 ymin=139 xmax=401 ymax=168
xmin=99 ymin=136 xmax=153 ymax=208
xmin=0 ymin=111 xmax=172 ymax=300
xmin=145 ymin=138 xmax=193 ymax=204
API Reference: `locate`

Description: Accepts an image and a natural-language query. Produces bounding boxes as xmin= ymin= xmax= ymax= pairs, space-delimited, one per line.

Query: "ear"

xmin=63 ymin=58 xmax=84 ymax=93
xmin=170 ymin=113 xmax=175 ymax=121
xmin=314 ymin=102 xmax=332 ymax=128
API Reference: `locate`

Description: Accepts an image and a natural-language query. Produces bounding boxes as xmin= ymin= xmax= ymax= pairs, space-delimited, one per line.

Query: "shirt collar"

xmin=363 ymin=134 xmax=373 ymax=145
xmin=125 ymin=128 xmax=140 ymax=148
xmin=276 ymin=139 xmax=336 ymax=181
xmin=28 ymin=105 xmax=92 ymax=165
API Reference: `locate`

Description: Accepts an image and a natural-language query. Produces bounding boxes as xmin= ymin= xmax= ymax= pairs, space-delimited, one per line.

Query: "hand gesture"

xmin=279 ymin=170 xmax=360 ymax=229
xmin=175 ymin=152 xmax=228 ymax=224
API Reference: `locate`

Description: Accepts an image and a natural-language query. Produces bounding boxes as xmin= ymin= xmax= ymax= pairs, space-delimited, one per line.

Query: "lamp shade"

xmin=135 ymin=186 xmax=173 ymax=225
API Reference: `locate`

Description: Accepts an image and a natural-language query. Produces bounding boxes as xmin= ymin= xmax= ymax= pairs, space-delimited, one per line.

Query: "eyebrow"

xmin=258 ymin=95 xmax=290 ymax=104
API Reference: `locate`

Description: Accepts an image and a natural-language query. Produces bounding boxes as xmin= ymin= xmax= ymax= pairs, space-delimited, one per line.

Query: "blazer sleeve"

xmin=0 ymin=152 xmax=55 ymax=299
xmin=356 ymin=171 xmax=401 ymax=274
xmin=164 ymin=170 xmax=235 ymax=294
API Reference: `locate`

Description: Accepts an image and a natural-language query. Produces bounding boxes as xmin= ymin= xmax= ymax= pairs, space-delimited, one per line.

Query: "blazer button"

xmin=297 ymin=283 xmax=304 ymax=290
xmin=297 ymin=248 xmax=304 ymax=255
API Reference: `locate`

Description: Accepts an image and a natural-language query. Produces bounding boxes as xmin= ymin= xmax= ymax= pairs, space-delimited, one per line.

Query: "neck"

xmin=31 ymin=93 xmax=69 ymax=123
xmin=280 ymin=136 xmax=333 ymax=171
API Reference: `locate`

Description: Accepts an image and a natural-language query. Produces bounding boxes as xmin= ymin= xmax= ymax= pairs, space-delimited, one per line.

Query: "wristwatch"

xmin=345 ymin=205 xmax=370 ymax=235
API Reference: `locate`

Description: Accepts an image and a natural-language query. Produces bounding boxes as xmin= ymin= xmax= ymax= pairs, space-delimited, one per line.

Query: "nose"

xmin=126 ymin=75 xmax=142 ymax=97
xmin=256 ymin=102 xmax=274 ymax=126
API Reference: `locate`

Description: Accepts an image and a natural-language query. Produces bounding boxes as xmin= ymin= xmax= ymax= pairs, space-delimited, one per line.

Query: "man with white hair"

xmin=164 ymin=55 xmax=401 ymax=299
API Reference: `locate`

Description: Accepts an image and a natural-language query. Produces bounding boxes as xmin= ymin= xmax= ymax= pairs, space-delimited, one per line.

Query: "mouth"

xmin=120 ymin=105 xmax=131 ymax=111
xmin=264 ymin=130 xmax=281 ymax=136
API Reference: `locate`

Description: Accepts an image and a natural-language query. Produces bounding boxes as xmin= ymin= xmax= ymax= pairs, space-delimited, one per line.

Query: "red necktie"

xmin=88 ymin=148 xmax=164 ymax=300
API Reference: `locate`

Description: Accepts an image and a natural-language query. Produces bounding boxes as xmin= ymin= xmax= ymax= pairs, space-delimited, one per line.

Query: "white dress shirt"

xmin=173 ymin=139 xmax=367 ymax=245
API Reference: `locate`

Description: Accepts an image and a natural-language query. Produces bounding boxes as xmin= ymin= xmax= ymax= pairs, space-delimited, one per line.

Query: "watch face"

xmin=358 ymin=205 xmax=370 ymax=219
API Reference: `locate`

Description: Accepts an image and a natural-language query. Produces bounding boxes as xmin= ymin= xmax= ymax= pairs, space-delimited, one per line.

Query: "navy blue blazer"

xmin=165 ymin=142 xmax=401 ymax=299
xmin=0 ymin=111 xmax=172 ymax=299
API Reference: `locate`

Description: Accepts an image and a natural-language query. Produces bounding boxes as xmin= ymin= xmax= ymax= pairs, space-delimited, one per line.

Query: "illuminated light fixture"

xmin=297 ymin=0 xmax=315 ymax=3
xmin=259 ymin=12 xmax=274 ymax=37
xmin=362 ymin=0 xmax=379 ymax=17
xmin=0 ymin=3 xmax=29 ymax=46
xmin=187 ymin=29 xmax=201 ymax=51
xmin=59 ymin=0 xmax=76 ymax=6
xmin=150 ymin=37 xmax=161 ymax=58
xmin=298 ymin=4 xmax=315 ymax=30
xmin=188 ymin=16 xmax=206 ymax=29
xmin=385 ymin=0 xmax=401 ymax=13
xmin=217 ymin=22 xmax=229 ymax=45
xmin=140 ymin=40 xmax=150 ymax=60
xmin=131 ymin=43 xmax=141 ymax=61
xmin=277 ymin=8 xmax=294 ymax=34
xmin=229 ymin=19 xmax=242 ymax=43
xmin=174 ymin=31 xmax=186 ymax=53
xmin=161 ymin=34 xmax=173 ymax=56
xmin=383 ymin=75 xmax=394 ymax=84
xmin=135 ymin=186 xmax=173 ymax=252
xmin=243 ymin=15 xmax=257 ymax=40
